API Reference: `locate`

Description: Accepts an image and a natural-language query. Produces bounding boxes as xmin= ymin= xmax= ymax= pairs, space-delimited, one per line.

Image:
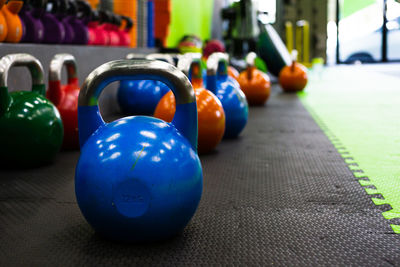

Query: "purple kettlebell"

xmin=57 ymin=0 xmax=75 ymax=44
xmin=64 ymin=0 xmax=88 ymax=44
xmin=19 ymin=0 xmax=45 ymax=43
xmin=42 ymin=0 xmax=66 ymax=43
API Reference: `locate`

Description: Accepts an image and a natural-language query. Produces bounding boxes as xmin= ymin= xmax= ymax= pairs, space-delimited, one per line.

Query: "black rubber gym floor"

xmin=1 ymin=85 xmax=400 ymax=266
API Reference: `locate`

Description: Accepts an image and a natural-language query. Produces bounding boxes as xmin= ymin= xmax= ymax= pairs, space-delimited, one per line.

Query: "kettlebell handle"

xmin=78 ymin=59 xmax=198 ymax=150
xmin=177 ymin=53 xmax=202 ymax=79
xmin=48 ymin=53 xmax=78 ymax=106
xmin=168 ymin=54 xmax=182 ymax=67
xmin=120 ymin=15 xmax=133 ymax=30
xmin=205 ymin=53 xmax=230 ymax=94
xmin=245 ymin=52 xmax=257 ymax=68
xmin=127 ymin=53 xmax=175 ymax=67
xmin=126 ymin=53 xmax=146 ymax=60
xmin=0 ymin=53 xmax=45 ymax=93
xmin=146 ymin=54 xmax=175 ymax=66
xmin=144 ymin=53 xmax=181 ymax=67
xmin=49 ymin=53 xmax=78 ymax=82
xmin=206 ymin=52 xmax=229 ymax=77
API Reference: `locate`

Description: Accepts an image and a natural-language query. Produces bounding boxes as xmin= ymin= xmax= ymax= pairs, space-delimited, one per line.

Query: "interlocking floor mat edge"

xmin=298 ymin=67 xmax=400 ymax=233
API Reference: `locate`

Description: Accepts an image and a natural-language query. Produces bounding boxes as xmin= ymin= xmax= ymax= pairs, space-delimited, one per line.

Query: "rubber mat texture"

xmin=299 ymin=67 xmax=400 ymax=233
xmin=1 ymin=86 xmax=400 ymax=266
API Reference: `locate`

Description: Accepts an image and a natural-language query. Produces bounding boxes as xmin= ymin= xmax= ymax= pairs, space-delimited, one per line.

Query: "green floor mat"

xmin=299 ymin=66 xmax=400 ymax=233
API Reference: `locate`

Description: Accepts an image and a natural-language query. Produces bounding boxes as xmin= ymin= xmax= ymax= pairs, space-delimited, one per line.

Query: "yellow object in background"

xmin=295 ymin=20 xmax=310 ymax=67
xmin=285 ymin=21 xmax=293 ymax=53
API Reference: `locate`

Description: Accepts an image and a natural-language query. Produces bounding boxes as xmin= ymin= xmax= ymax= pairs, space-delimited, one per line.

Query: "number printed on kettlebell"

xmin=122 ymin=194 xmax=144 ymax=203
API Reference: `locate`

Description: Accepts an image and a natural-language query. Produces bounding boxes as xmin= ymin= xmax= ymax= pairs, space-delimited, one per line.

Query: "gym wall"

xmin=166 ymin=0 xmax=214 ymax=47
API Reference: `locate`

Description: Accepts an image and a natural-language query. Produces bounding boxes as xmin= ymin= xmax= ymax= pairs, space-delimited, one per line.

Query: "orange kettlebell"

xmin=237 ymin=52 xmax=271 ymax=106
xmin=0 ymin=0 xmax=7 ymax=42
xmin=2 ymin=0 xmax=23 ymax=43
xmin=154 ymin=53 xmax=226 ymax=154
xmin=227 ymin=66 xmax=239 ymax=81
xmin=279 ymin=50 xmax=308 ymax=92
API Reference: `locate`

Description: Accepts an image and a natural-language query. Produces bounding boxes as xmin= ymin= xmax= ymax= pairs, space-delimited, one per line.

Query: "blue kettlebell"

xmin=146 ymin=53 xmax=175 ymax=96
xmin=75 ymin=59 xmax=202 ymax=242
xmin=117 ymin=54 xmax=174 ymax=115
xmin=206 ymin=52 xmax=248 ymax=138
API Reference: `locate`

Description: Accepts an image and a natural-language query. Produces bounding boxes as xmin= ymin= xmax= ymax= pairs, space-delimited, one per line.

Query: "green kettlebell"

xmin=0 ymin=53 xmax=63 ymax=167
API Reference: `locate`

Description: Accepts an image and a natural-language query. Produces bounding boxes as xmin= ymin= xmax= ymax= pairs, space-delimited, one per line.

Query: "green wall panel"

xmin=166 ymin=0 xmax=214 ymax=48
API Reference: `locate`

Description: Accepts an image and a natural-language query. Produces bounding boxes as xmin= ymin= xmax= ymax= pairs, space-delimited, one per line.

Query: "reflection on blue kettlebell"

xmin=118 ymin=79 xmax=164 ymax=115
xmin=75 ymin=59 xmax=202 ymax=242
xmin=146 ymin=54 xmax=175 ymax=95
xmin=117 ymin=54 xmax=174 ymax=115
xmin=206 ymin=52 xmax=248 ymax=138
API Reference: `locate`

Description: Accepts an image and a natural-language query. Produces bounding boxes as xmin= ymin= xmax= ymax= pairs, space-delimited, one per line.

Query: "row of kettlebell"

xmin=0 ymin=51 xmax=270 ymax=168
xmin=0 ymin=54 xmax=202 ymax=242
xmin=0 ymin=53 xmax=82 ymax=168
xmin=118 ymin=52 xmax=273 ymax=153
xmin=0 ymin=52 xmax=274 ymax=243
xmin=0 ymin=0 xmax=132 ymax=45
xmin=73 ymin=55 xmax=307 ymax=243
xmin=74 ymin=55 xmax=275 ymax=242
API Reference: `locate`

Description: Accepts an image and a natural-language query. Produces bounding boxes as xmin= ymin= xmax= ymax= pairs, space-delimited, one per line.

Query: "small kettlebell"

xmin=206 ymin=52 xmax=248 ymax=138
xmin=75 ymin=59 xmax=202 ymax=242
xmin=47 ymin=53 xmax=80 ymax=149
xmin=237 ymin=52 xmax=271 ymax=106
xmin=57 ymin=0 xmax=75 ymax=44
xmin=76 ymin=0 xmax=106 ymax=46
xmin=42 ymin=0 xmax=66 ymax=44
xmin=87 ymin=9 xmax=108 ymax=45
xmin=154 ymin=53 xmax=226 ymax=154
xmin=92 ymin=9 xmax=110 ymax=45
xmin=2 ymin=0 xmax=23 ymax=43
xmin=0 ymin=53 xmax=63 ymax=167
xmin=66 ymin=0 xmax=88 ymax=44
xmin=98 ymin=10 xmax=119 ymax=46
xmin=117 ymin=53 xmax=172 ymax=115
xmin=19 ymin=0 xmax=45 ymax=43
xmin=0 ymin=0 xmax=7 ymax=42
xmin=279 ymin=50 xmax=308 ymax=92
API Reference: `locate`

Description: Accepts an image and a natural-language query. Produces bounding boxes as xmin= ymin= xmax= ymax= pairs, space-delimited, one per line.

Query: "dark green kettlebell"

xmin=0 ymin=53 xmax=63 ymax=167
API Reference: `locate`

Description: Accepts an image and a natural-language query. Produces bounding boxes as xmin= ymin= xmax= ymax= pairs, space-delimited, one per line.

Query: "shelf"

xmin=0 ymin=43 xmax=157 ymax=115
